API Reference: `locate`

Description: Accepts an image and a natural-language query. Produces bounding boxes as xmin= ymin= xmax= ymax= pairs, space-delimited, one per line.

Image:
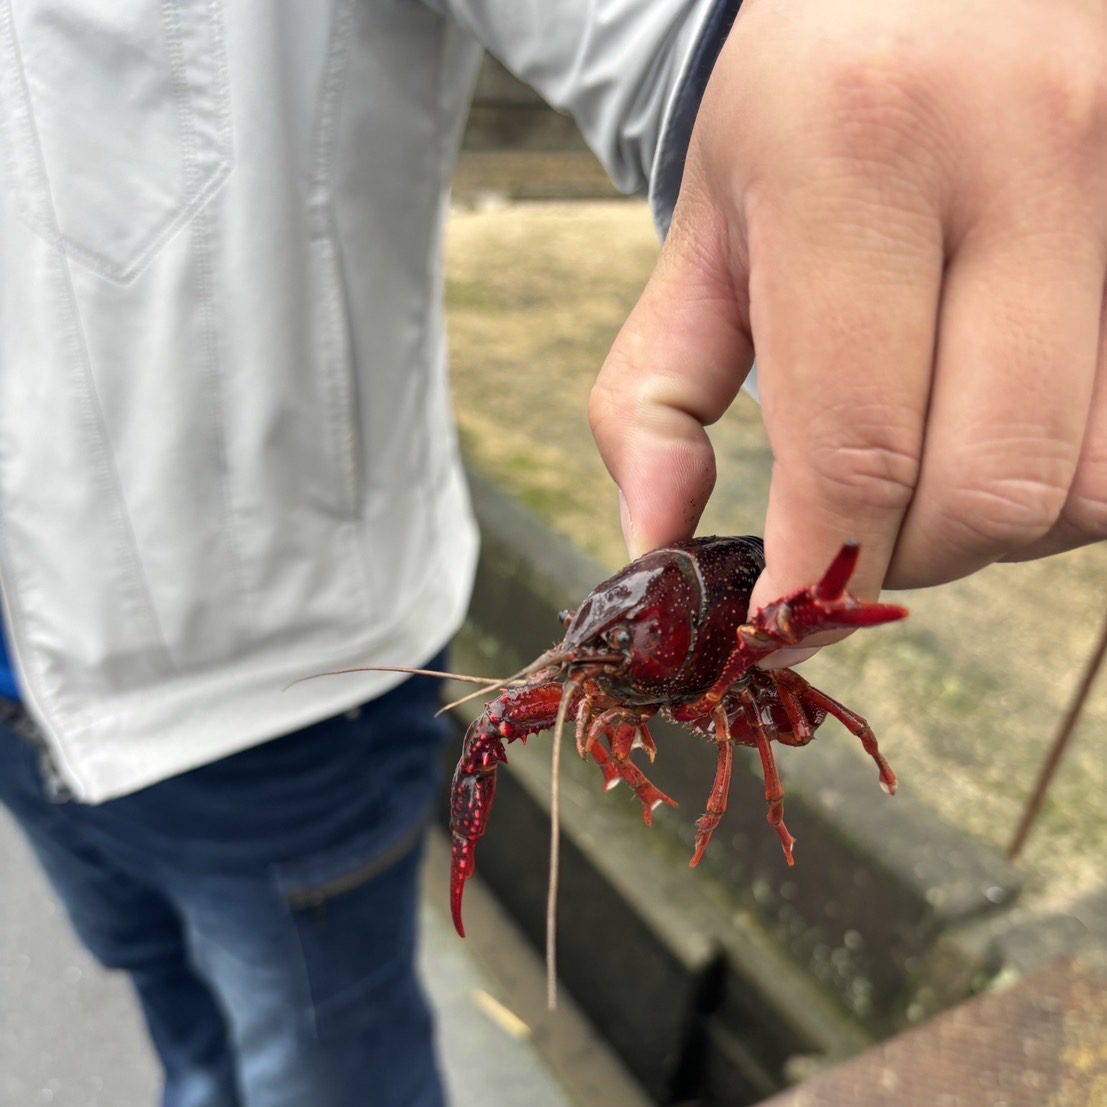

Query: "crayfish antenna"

xmin=547 ymin=678 xmax=578 ymax=1012
xmin=282 ymin=666 xmax=509 ymax=693
xmin=436 ymin=649 xmax=561 ymax=717
xmin=437 ymin=681 xmax=515 ymax=717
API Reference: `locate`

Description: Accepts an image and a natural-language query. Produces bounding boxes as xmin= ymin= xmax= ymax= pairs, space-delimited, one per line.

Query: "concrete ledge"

xmin=759 ymin=955 xmax=1107 ymax=1107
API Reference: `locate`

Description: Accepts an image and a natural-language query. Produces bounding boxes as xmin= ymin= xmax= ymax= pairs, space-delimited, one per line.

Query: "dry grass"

xmin=446 ymin=200 xmax=1107 ymax=910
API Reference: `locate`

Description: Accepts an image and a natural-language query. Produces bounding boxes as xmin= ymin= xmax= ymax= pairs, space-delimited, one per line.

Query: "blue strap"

xmin=0 ymin=622 xmax=22 ymax=701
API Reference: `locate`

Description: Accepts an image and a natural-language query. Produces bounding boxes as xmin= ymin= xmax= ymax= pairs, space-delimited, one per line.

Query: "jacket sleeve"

xmin=422 ymin=0 xmax=742 ymax=234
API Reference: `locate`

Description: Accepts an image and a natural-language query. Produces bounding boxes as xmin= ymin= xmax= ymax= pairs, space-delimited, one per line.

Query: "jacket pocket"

xmin=0 ymin=0 xmax=231 ymax=282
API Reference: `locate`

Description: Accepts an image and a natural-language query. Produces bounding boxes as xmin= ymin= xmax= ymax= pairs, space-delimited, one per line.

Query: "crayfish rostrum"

xmin=446 ymin=536 xmax=906 ymax=937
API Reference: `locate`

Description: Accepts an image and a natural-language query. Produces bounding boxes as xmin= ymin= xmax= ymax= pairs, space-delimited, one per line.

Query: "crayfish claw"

xmin=448 ymin=729 xmax=504 ymax=938
xmin=447 ymin=681 xmax=569 ymax=939
xmin=805 ymin=543 xmax=909 ymax=630
xmin=830 ymin=600 xmax=910 ymax=630
xmin=780 ymin=837 xmax=797 ymax=866
xmin=450 ymin=834 xmax=475 ymax=937
xmin=815 ymin=541 xmax=861 ymax=601
xmin=689 ymin=821 xmax=715 ymax=868
xmin=755 ymin=544 xmax=909 ymax=643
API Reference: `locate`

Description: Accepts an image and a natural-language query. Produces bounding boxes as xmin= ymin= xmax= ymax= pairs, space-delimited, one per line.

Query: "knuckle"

xmin=588 ymin=373 xmax=614 ymax=420
xmin=1031 ymin=57 xmax=1107 ymax=151
xmin=588 ymin=375 xmax=626 ymax=442
xmin=807 ymin=434 xmax=921 ymax=517
xmin=818 ymin=42 xmax=937 ymax=163
xmin=941 ymin=472 xmax=1070 ymax=552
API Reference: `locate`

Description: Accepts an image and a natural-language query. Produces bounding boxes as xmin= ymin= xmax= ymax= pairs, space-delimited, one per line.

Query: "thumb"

xmin=590 ymin=192 xmax=754 ymax=559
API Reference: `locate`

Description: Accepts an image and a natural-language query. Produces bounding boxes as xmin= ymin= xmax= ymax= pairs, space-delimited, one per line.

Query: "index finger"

xmin=745 ymin=181 xmax=943 ymax=613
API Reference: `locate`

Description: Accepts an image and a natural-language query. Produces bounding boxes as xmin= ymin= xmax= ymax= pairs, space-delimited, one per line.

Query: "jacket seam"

xmin=52 ymin=165 xmax=233 ymax=285
xmin=1 ymin=0 xmax=234 ymax=284
xmin=308 ymin=0 xmax=354 ymax=225
xmin=53 ymin=500 xmax=470 ymax=741
xmin=310 ymin=0 xmax=373 ymax=615
xmin=421 ymin=10 xmax=452 ymax=525
xmin=163 ymin=0 xmax=256 ymax=637
xmin=0 ymin=0 xmax=177 ymax=711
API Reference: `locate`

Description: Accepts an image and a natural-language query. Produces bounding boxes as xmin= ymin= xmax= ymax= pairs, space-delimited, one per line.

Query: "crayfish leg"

xmin=690 ymin=708 xmax=735 ymax=867
xmin=761 ymin=670 xmax=816 ymax=746
xmin=773 ymin=670 xmax=897 ymax=795
xmin=742 ymin=692 xmax=797 ymax=865
xmin=588 ymin=741 xmax=676 ymax=826
xmin=635 ymin=723 xmax=658 ymax=763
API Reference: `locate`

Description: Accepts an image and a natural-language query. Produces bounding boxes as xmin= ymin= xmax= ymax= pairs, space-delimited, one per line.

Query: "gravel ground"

xmin=445 ymin=199 xmax=1107 ymax=913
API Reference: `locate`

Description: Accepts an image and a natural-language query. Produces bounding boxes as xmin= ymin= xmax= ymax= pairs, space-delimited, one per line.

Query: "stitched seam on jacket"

xmin=2 ymin=0 xmax=233 ymax=283
xmin=309 ymin=0 xmax=374 ymax=614
xmin=417 ymin=8 xmax=453 ymax=533
xmin=163 ymin=0 xmax=255 ymax=637
xmin=0 ymin=1 xmax=177 ymax=716
xmin=0 ymin=1 xmax=54 ymax=239
xmin=309 ymin=0 xmax=354 ymax=220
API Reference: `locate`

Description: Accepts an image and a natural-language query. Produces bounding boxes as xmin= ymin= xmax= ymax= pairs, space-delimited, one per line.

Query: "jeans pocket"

xmin=275 ymin=821 xmax=428 ymax=1038
xmin=0 ymin=0 xmax=232 ymax=281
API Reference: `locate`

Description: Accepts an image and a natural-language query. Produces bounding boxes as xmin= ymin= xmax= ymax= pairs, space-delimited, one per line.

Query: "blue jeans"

xmin=0 ymin=660 xmax=453 ymax=1107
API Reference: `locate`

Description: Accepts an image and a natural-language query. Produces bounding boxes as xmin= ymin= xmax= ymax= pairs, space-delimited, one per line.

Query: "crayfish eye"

xmin=605 ymin=625 xmax=632 ymax=651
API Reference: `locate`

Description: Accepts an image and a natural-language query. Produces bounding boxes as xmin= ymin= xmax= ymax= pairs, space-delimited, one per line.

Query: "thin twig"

xmin=1007 ymin=602 xmax=1107 ymax=860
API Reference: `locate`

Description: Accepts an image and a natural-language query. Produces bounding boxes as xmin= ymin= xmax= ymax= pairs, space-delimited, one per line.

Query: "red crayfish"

xmin=444 ymin=536 xmax=906 ymax=938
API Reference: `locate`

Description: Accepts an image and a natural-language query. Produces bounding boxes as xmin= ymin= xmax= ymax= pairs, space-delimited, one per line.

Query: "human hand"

xmin=590 ymin=0 xmax=1107 ymax=627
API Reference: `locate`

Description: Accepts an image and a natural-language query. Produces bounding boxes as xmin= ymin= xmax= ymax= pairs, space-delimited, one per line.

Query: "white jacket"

xmin=0 ymin=0 xmax=725 ymax=802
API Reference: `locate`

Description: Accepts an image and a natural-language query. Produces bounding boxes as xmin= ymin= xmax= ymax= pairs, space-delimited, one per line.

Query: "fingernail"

xmin=618 ymin=490 xmax=643 ymax=560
